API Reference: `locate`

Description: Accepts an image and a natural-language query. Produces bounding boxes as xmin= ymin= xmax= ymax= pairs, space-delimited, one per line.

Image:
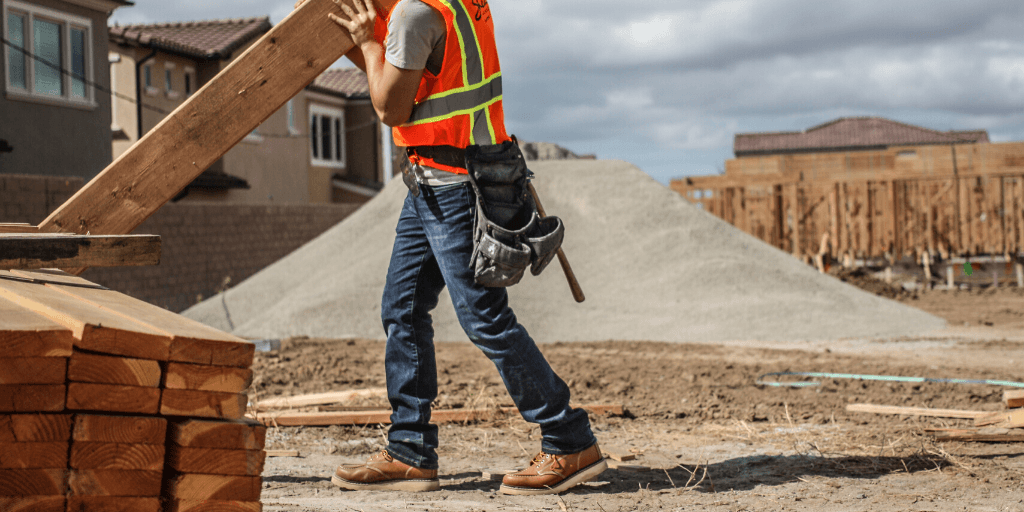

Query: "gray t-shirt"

xmin=386 ymin=0 xmax=466 ymax=185
xmin=385 ymin=0 xmax=446 ymax=76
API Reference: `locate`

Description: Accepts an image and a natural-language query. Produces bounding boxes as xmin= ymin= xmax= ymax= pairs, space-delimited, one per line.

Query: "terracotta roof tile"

xmin=308 ymin=68 xmax=370 ymax=99
xmin=735 ymin=117 xmax=989 ymax=156
xmin=109 ymin=17 xmax=271 ymax=60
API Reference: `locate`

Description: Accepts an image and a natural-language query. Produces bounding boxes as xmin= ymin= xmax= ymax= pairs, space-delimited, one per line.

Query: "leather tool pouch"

xmin=465 ymin=139 xmax=564 ymax=287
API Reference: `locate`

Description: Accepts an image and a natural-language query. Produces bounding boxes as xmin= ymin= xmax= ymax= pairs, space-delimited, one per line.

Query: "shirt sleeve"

xmin=385 ymin=0 xmax=446 ymax=71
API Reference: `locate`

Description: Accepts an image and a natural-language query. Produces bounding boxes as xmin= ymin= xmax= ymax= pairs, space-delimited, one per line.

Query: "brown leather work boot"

xmin=331 ymin=450 xmax=440 ymax=491
xmin=499 ymin=443 xmax=607 ymax=495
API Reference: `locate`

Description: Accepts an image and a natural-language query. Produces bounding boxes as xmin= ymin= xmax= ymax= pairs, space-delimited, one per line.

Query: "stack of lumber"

xmin=0 ymin=269 xmax=264 ymax=511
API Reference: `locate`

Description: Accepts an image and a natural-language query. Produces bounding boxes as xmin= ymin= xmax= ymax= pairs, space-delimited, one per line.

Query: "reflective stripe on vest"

xmin=400 ymin=0 xmax=504 ymax=146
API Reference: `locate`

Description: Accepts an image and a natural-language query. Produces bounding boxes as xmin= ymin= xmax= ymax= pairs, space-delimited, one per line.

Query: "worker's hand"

xmin=329 ymin=0 xmax=377 ymax=48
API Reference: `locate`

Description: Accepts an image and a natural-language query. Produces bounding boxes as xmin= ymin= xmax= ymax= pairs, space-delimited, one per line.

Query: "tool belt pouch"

xmin=465 ymin=140 xmax=564 ymax=287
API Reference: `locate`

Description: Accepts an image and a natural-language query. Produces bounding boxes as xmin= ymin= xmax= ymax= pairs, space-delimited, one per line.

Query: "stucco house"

xmin=108 ymin=17 xmax=386 ymax=205
xmin=1 ymin=0 xmax=131 ymax=178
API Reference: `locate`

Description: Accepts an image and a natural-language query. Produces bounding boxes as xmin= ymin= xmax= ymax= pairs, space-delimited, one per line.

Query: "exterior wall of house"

xmin=0 ymin=0 xmax=115 ymax=179
xmin=342 ymin=101 xmax=382 ymax=185
xmin=0 ymin=173 xmax=82 ymax=223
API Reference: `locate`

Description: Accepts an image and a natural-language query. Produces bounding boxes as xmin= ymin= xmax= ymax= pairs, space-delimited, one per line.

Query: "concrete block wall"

xmin=83 ymin=202 xmax=359 ymax=313
xmin=0 ymin=174 xmax=84 ymax=223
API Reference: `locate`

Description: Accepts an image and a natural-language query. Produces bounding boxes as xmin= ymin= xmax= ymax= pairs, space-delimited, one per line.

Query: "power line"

xmin=1 ymin=37 xmax=380 ymax=138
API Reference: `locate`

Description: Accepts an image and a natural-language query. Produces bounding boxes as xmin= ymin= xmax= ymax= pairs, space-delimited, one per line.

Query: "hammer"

xmin=527 ymin=183 xmax=585 ymax=303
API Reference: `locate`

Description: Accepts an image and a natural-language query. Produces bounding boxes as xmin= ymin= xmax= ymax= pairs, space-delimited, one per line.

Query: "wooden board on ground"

xmin=0 ymin=385 xmax=65 ymax=412
xmin=70 ymin=442 xmax=165 ymax=471
xmin=165 ymin=500 xmax=262 ymax=512
xmin=0 ymin=358 xmax=67 ymax=384
xmin=265 ymin=449 xmax=299 ymax=457
xmin=846 ymin=403 xmax=988 ymax=419
xmin=68 ymin=469 xmax=163 ymax=496
xmin=0 ymin=468 xmax=67 ymax=495
xmin=67 ymin=383 xmax=161 ymax=415
xmin=934 ymin=431 xmax=1024 ymax=442
xmin=11 ymin=270 xmax=250 ymax=365
xmin=481 ymin=468 xmax=515 ymax=481
xmin=0 ymin=296 xmax=74 ymax=358
xmin=602 ymin=446 xmax=636 ymax=462
xmin=164 ymin=474 xmax=262 ymax=502
xmin=161 ymin=389 xmax=248 ymax=419
xmin=167 ymin=447 xmax=265 ymax=476
xmin=72 ymin=415 xmax=167 ymax=445
xmin=255 ymin=404 xmax=625 ymax=427
xmin=68 ymin=352 xmax=162 ymax=387
xmin=255 ymin=388 xmax=387 ymax=410
xmin=169 ymin=419 xmax=266 ymax=450
xmin=1006 ymin=389 xmax=1024 ymax=409
xmin=66 ymin=496 xmax=161 ymax=512
xmin=975 ymin=409 xmax=1024 ymax=428
xmin=165 ymin=363 xmax=253 ymax=393
xmin=0 ymin=271 xmax=171 ymax=360
xmin=0 ymin=496 xmax=65 ymax=512
xmin=0 ymin=414 xmax=73 ymax=443
xmin=38 ymin=0 xmax=357 ymax=243
xmin=0 ymin=442 xmax=68 ymax=469
xmin=0 ymin=234 xmax=160 ymax=270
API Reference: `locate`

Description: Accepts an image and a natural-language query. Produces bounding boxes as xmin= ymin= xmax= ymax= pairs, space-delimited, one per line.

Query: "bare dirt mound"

xmin=184 ymin=160 xmax=944 ymax=342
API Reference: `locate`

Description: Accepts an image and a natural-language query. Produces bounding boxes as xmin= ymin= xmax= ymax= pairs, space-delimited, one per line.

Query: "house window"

xmin=3 ymin=0 xmax=93 ymax=104
xmin=309 ymin=104 xmax=345 ymax=168
xmin=143 ymin=64 xmax=152 ymax=88
xmin=164 ymin=68 xmax=172 ymax=93
xmin=184 ymin=67 xmax=195 ymax=96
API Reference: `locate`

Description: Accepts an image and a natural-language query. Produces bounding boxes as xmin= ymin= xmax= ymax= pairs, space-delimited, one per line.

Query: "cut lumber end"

xmin=1005 ymin=389 xmax=1024 ymax=409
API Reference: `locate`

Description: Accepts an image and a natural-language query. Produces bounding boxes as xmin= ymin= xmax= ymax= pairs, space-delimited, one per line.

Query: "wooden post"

xmin=1017 ymin=262 xmax=1023 ymax=288
xmin=947 ymin=265 xmax=955 ymax=288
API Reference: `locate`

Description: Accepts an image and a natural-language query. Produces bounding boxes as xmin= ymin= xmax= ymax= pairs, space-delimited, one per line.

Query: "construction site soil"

xmin=254 ymin=286 xmax=1024 ymax=512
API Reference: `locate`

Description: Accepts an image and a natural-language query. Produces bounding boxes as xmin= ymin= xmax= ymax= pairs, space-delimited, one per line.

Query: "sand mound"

xmin=184 ymin=160 xmax=945 ymax=342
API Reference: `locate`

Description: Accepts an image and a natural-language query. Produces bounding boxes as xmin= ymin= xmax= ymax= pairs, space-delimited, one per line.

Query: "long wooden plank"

xmin=72 ymin=415 xmax=166 ymax=445
xmin=161 ymin=389 xmax=248 ymax=419
xmin=846 ymin=403 xmax=988 ymax=419
xmin=255 ymin=388 xmax=387 ymax=410
xmin=38 ymin=0 xmax=357 ymax=239
xmin=68 ymin=469 xmax=163 ymax=497
xmin=169 ymin=419 xmax=266 ymax=450
xmin=68 ymin=352 xmax=162 ymax=387
xmin=0 ymin=496 xmax=65 ymax=512
xmin=67 ymin=383 xmax=161 ymax=415
xmin=0 ymin=223 xmax=39 ymax=234
xmin=0 ymin=469 xmax=67 ymax=495
xmin=165 ymin=474 xmax=262 ymax=502
xmin=0 ymin=296 xmax=74 ymax=357
xmin=0 ymin=271 xmax=171 ymax=360
xmin=975 ymin=409 xmax=1024 ymax=428
xmin=166 ymin=500 xmax=262 ymax=512
xmin=934 ymin=432 xmax=1024 ymax=443
xmin=66 ymin=497 xmax=161 ymax=512
xmin=165 ymin=363 xmax=253 ymax=393
xmin=256 ymin=404 xmax=626 ymax=427
xmin=0 ymin=234 xmax=160 ymax=270
xmin=70 ymin=442 xmax=165 ymax=471
xmin=0 ymin=442 xmax=69 ymax=469
xmin=167 ymin=447 xmax=265 ymax=476
xmin=0 ymin=414 xmax=73 ymax=443
xmin=13 ymin=270 xmax=253 ymax=367
xmin=1006 ymin=389 xmax=1024 ymax=409
xmin=0 ymin=385 xmax=65 ymax=412
xmin=0 ymin=358 xmax=67 ymax=384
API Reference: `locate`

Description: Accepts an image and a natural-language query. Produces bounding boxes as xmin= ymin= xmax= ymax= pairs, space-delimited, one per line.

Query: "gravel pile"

xmin=184 ymin=160 xmax=945 ymax=342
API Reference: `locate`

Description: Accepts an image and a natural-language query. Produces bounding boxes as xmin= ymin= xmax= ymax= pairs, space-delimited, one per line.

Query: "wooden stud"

xmin=0 ymin=358 xmax=67 ymax=385
xmin=0 ymin=234 xmax=160 ymax=271
xmin=68 ymin=352 xmax=162 ymax=387
xmin=255 ymin=388 xmax=387 ymax=410
xmin=0 ymin=414 xmax=73 ymax=443
xmin=73 ymin=415 xmax=166 ymax=445
xmin=847 ymin=403 xmax=988 ymax=419
xmin=160 ymin=390 xmax=248 ymax=419
xmin=164 ymin=474 xmax=262 ymax=502
xmin=67 ymin=383 xmax=161 ymax=415
xmin=169 ymin=419 xmax=266 ymax=451
xmin=167 ymin=447 xmax=266 ymax=476
xmin=66 ymin=497 xmax=161 ymax=512
xmin=70 ymin=442 xmax=165 ymax=471
xmin=67 ymin=469 xmax=163 ymax=497
xmin=0 ymin=385 xmax=65 ymax=413
xmin=0 ymin=442 xmax=69 ymax=469
xmin=256 ymin=404 xmax=625 ymax=427
xmin=934 ymin=432 xmax=1024 ymax=443
xmin=164 ymin=363 xmax=254 ymax=393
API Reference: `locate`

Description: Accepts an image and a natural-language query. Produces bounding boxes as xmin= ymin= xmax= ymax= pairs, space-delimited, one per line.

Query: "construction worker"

xmin=295 ymin=0 xmax=605 ymax=495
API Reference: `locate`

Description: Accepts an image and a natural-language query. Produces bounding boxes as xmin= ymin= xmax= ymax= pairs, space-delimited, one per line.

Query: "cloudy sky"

xmin=111 ymin=1 xmax=1024 ymax=184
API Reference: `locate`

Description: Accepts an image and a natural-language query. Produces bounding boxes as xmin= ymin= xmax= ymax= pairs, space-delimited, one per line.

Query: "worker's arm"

xmin=330 ymin=0 xmax=422 ymax=127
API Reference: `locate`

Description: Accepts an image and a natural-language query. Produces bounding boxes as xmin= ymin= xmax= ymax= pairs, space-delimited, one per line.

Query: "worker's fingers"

xmin=336 ymin=0 xmax=356 ymax=19
xmin=328 ymin=12 xmax=352 ymax=30
xmin=361 ymin=0 xmax=376 ymax=18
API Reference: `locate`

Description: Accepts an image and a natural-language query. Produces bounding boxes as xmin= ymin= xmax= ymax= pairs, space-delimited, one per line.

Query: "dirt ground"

xmin=252 ymin=281 xmax=1024 ymax=511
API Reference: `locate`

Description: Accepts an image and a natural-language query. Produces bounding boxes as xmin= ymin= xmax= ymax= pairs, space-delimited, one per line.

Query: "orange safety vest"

xmin=375 ymin=0 xmax=510 ymax=174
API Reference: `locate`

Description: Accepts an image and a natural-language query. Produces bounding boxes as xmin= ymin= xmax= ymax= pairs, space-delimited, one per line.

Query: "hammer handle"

xmin=527 ymin=183 xmax=585 ymax=303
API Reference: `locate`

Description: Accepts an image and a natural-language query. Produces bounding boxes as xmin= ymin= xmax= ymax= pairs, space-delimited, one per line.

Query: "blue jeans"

xmin=381 ymin=182 xmax=595 ymax=470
